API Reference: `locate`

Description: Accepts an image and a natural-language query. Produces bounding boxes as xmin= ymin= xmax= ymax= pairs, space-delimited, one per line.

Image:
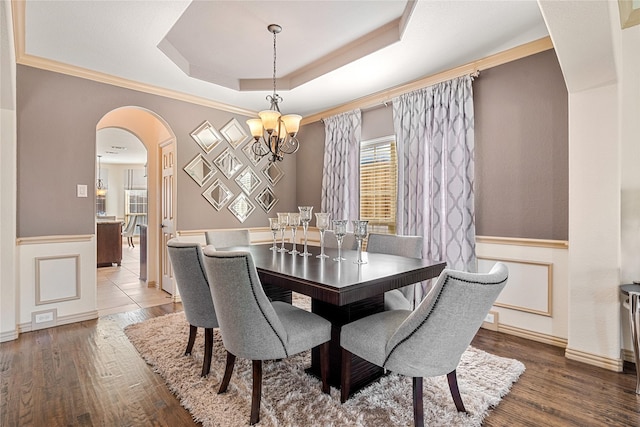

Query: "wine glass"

xmin=288 ymin=212 xmax=301 ymax=255
xmin=298 ymin=206 xmax=313 ymax=256
xmin=352 ymin=220 xmax=369 ymax=264
xmin=268 ymin=218 xmax=280 ymax=251
xmin=315 ymin=213 xmax=331 ymax=258
xmin=332 ymin=219 xmax=348 ymax=261
xmin=277 ymin=212 xmax=289 ymax=252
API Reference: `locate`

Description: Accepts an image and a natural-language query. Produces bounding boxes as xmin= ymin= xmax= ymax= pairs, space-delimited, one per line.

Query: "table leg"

xmin=629 ymin=292 xmax=640 ymax=394
xmin=309 ymin=295 xmax=384 ymax=390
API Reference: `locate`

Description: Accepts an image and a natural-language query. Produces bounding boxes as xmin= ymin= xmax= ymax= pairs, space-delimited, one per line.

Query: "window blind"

xmin=360 ymin=137 xmax=397 ymax=234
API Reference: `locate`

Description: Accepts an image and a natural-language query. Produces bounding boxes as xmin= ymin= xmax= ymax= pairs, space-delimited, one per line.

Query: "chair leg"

xmin=218 ymin=351 xmax=236 ymax=394
xmin=447 ymin=370 xmax=467 ymax=413
xmin=340 ymin=348 xmax=352 ymax=403
xmin=250 ymin=360 xmax=262 ymax=425
xmin=201 ymin=328 xmax=213 ymax=377
xmin=413 ymin=377 xmax=424 ymax=427
xmin=320 ymin=342 xmax=330 ymax=394
xmin=185 ymin=325 xmax=197 ymax=355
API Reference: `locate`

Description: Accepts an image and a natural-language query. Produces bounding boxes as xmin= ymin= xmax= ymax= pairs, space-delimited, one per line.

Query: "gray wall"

xmin=16 ymin=65 xmax=297 ymax=237
xmin=17 ymin=48 xmax=567 ymax=240
xmin=474 ymin=49 xmax=568 ymax=240
xmin=295 ymin=49 xmax=568 ymax=240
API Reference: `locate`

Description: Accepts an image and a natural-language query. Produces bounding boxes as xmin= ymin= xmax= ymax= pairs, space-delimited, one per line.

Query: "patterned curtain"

xmin=321 ymin=109 xmax=362 ymax=223
xmin=392 ymin=75 xmax=476 ymax=274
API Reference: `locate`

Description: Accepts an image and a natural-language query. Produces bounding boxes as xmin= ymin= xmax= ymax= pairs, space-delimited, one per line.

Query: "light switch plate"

xmin=77 ymin=184 xmax=88 ymax=197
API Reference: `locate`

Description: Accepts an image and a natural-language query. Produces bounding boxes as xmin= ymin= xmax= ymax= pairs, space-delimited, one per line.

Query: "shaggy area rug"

xmin=124 ymin=299 xmax=524 ymax=426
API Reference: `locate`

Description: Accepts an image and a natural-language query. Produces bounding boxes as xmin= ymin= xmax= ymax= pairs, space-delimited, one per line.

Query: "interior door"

xmin=160 ymin=141 xmax=177 ymax=297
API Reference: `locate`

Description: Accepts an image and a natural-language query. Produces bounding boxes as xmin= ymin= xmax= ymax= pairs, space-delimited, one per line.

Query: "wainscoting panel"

xmin=17 ymin=235 xmax=97 ymax=331
xmin=36 ymin=255 xmax=80 ymax=304
xmin=478 ymin=257 xmax=552 ymax=316
xmin=476 ymin=237 xmax=569 ymax=346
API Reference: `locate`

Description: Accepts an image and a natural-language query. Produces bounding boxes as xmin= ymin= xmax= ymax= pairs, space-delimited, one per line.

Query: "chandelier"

xmin=247 ymin=24 xmax=301 ymax=163
xmin=96 ymin=155 xmax=107 ymax=196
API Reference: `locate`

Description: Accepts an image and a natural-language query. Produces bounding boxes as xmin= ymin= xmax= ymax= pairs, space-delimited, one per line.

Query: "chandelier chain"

xmin=272 ymin=29 xmax=277 ymax=97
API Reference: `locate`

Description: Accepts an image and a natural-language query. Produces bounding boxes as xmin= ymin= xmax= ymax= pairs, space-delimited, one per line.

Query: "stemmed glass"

xmin=268 ymin=218 xmax=280 ymax=251
xmin=298 ymin=206 xmax=313 ymax=256
xmin=315 ymin=213 xmax=331 ymax=259
xmin=288 ymin=212 xmax=301 ymax=255
xmin=352 ymin=220 xmax=369 ymax=264
xmin=332 ymin=219 xmax=348 ymax=262
xmin=277 ymin=212 xmax=289 ymax=252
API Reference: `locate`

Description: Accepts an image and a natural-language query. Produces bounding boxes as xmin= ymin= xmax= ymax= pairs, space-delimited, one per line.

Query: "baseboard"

xmin=498 ymin=324 xmax=568 ymax=348
xmin=622 ymin=348 xmax=634 ymax=363
xmin=565 ymin=347 xmax=623 ymax=372
xmin=18 ymin=310 xmax=99 ymax=333
xmin=0 ymin=329 xmax=19 ymax=342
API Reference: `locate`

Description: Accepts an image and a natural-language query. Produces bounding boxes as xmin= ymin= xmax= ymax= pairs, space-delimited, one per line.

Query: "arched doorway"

xmin=96 ymin=107 xmax=176 ymax=297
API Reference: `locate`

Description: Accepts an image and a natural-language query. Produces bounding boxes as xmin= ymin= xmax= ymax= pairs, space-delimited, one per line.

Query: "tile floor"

xmin=97 ymin=239 xmax=172 ymax=316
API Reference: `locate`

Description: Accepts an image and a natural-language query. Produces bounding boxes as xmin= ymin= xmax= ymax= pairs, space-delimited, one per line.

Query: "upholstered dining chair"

xmin=121 ymin=215 xmax=138 ymax=248
xmin=166 ymin=238 xmax=219 ymax=377
xmin=340 ymin=262 xmax=508 ymax=427
xmin=201 ymin=248 xmax=331 ymax=425
xmin=366 ymin=233 xmax=423 ymax=311
xmin=204 ymin=229 xmax=251 ymax=248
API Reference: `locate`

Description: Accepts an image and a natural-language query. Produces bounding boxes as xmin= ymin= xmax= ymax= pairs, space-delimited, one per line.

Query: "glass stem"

xmin=303 ymin=224 xmax=308 ymax=254
xmin=320 ymin=231 xmax=325 ymax=256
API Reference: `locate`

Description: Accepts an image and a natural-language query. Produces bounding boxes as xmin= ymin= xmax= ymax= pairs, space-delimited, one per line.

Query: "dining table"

xmin=222 ymin=243 xmax=446 ymax=393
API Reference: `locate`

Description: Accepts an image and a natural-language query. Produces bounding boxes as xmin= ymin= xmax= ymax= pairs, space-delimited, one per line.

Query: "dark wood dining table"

xmin=224 ymin=244 xmax=446 ymax=392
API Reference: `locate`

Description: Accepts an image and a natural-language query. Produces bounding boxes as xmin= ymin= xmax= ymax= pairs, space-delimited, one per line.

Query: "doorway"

xmin=95 ymin=107 xmax=177 ymax=314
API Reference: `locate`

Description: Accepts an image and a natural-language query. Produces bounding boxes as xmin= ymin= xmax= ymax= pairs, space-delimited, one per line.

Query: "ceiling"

xmin=20 ymin=0 xmax=551 ymax=163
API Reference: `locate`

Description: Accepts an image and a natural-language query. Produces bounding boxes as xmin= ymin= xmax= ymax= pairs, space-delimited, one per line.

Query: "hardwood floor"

xmin=2 ymin=303 xmax=640 ymax=426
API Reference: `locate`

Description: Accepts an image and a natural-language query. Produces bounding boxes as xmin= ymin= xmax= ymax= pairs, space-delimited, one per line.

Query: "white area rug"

xmin=124 ymin=304 xmax=524 ymax=426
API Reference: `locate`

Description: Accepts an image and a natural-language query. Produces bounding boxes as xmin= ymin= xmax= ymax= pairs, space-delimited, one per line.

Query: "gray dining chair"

xmin=204 ymin=229 xmax=250 ymax=248
xmin=366 ymin=233 xmax=423 ymax=311
xmin=201 ymin=248 xmax=331 ymax=425
xmin=122 ymin=215 xmax=138 ymax=248
xmin=340 ymin=262 xmax=508 ymax=427
xmin=323 ymin=230 xmax=358 ymax=250
xmin=166 ymin=238 xmax=219 ymax=377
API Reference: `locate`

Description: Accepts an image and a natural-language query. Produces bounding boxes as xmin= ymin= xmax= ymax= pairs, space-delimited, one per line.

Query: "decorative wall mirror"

xmin=242 ymin=141 xmax=264 ymax=166
xmin=235 ymin=167 xmax=262 ymax=195
xmin=228 ymin=193 xmax=255 ymax=223
xmin=202 ymin=179 xmax=233 ymax=211
xmin=214 ymin=148 xmax=244 ymax=179
xmin=220 ymin=118 xmax=250 ymax=149
xmin=256 ymin=187 xmax=278 ymax=213
xmin=262 ymin=162 xmax=284 ymax=186
xmin=183 ymin=154 xmax=215 ymax=186
xmin=190 ymin=120 xmax=224 ymax=153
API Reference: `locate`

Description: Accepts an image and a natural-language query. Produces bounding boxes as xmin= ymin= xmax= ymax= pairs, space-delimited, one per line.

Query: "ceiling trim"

xmin=618 ymin=0 xmax=640 ymax=28
xmin=302 ymin=36 xmax=554 ymax=125
xmin=10 ymin=0 xmax=257 ymax=118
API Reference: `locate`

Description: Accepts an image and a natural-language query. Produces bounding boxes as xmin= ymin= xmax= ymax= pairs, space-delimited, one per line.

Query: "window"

xmin=125 ymin=189 xmax=147 ymax=234
xmin=360 ymin=136 xmax=398 ymax=234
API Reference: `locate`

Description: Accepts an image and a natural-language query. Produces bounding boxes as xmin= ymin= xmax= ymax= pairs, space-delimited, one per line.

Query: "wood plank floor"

xmin=2 ymin=303 xmax=640 ymax=426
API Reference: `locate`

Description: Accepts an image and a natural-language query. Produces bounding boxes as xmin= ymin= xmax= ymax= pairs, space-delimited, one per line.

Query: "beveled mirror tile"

xmin=235 ymin=167 xmax=262 ymax=195
xmin=255 ymin=187 xmax=278 ymax=213
xmin=202 ymin=179 xmax=233 ymax=211
xmin=242 ymin=141 xmax=266 ymax=166
xmin=190 ymin=120 xmax=224 ymax=153
xmin=214 ymin=148 xmax=244 ymax=179
xmin=183 ymin=154 xmax=215 ymax=187
xmin=220 ymin=118 xmax=250 ymax=149
xmin=262 ymin=162 xmax=284 ymax=186
xmin=228 ymin=193 xmax=255 ymax=223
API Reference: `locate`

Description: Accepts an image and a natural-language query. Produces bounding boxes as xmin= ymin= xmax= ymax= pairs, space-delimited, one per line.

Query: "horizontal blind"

xmin=360 ymin=137 xmax=397 ymax=234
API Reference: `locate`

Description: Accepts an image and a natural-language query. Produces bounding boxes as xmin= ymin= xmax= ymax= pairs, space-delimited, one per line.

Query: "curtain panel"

xmin=392 ymin=75 xmax=476 ymax=273
xmin=321 ymin=109 xmax=362 ymax=224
